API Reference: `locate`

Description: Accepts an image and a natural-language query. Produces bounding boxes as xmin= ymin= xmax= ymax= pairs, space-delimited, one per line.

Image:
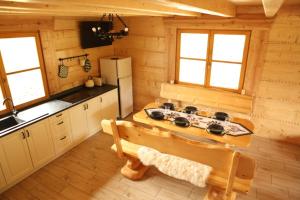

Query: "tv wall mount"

xmin=91 ymin=13 xmax=129 ymax=42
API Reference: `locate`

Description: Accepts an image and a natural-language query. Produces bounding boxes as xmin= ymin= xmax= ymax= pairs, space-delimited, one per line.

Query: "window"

xmin=176 ymin=30 xmax=250 ymax=92
xmin=0 ymin=33 xmax=48 ymax=114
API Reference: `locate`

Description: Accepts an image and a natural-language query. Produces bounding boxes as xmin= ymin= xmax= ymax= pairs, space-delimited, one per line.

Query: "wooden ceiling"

xmin=0 ymin=0 xmax=297 ymax=18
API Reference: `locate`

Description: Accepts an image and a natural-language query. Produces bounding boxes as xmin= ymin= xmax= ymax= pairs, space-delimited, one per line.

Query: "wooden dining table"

xmin=133 ymin=103 xmax=254 ymax=148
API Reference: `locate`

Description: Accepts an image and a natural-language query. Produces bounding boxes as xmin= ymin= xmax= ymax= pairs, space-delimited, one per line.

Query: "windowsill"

xmin=175 ymin=81 xmax=244 ymax=94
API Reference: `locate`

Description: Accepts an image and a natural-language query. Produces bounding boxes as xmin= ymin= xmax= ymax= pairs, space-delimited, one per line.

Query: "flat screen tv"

xmin=79 ymin=21 xmax=113 ymax=49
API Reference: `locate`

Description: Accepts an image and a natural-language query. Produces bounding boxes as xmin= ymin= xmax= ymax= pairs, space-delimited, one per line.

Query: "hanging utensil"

xmin=83 ymin=55 xmax=92 ymax=72
xmin=58 ymin=59 xmax=68 ymax=78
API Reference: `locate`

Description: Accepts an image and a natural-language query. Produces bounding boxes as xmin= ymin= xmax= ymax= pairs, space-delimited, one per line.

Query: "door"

xmin=25 ymin=119 xmax=55 ymax=168
xmin=69 ymin=103 xmax=89 ymax=144
xmin=119 ymin=76 xmax=133 ymax=118
xmin=0 ymin=130 xmax=33 ymax=184
xmin=117 ymin=57 xmax=132 ymax=78
xmin=86 ymin=96 xmax=101 ymax=135
xmin=101 ymin=89 xmax=119 ymax=123
xmin=100 ymin=58 xmax=117 ymax=85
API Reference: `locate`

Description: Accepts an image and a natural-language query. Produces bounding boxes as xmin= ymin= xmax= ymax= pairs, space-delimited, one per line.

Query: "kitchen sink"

xmin=0 ymin=115 xmax=25 ymax=132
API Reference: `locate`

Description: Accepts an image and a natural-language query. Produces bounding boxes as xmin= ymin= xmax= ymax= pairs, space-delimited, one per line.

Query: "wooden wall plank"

xmin=40 ymin=29 xmax=60 ymax=94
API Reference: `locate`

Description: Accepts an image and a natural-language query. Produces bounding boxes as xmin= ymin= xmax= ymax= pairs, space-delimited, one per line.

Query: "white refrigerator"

xmin=100 ymin=56 xmax=133 ymax=119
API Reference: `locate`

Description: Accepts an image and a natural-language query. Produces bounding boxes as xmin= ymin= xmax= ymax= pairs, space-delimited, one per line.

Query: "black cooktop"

xmin=60 ymin=92 xmax=91 ymax=104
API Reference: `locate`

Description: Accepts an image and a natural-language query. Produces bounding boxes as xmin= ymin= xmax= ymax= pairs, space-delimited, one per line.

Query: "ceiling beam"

xmin=0 ymin=2 xmax=167 ymax=17
xmin=262 ymin=0 xmax=285 ymax=17
xmin=151 ymin=0 xmax=236 ymax=17
xmin=0 ymin=0 xmax=200 ymax=17
xmin=0 ymin=9 xmax=151 ymax=17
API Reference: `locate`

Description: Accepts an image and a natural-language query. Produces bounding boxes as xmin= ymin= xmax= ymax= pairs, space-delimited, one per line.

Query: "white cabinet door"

xmin=117 ymin=57 xmax=132 ymax=78
xmin=25 ymin=119 xmax=55 ymax=168
xmin=69 ymin=103 xmax=89 ymax=144
xmin=100 ymin=58 xmax=118 ymax=85
xmin=119 ymin=77 xmax=133 ymax=118
xmin=49 ymin=111 xmax=73 ymax=155
xmin=0 ymin=130 xmax=33 ymax=184
xmin=86 ymin=97 xmax=101 ymax=135
xmin=100 ymin=89 xmax=119 ymax=122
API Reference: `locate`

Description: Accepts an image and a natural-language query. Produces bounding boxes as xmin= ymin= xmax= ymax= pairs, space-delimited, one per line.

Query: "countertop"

xmin=0 ymin=84 xmax=118 ymax=138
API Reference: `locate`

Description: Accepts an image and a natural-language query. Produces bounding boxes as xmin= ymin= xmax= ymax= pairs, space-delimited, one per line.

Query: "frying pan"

xmin=207 ymin=123 xmax=225 ymax=135
xmin=149 ymin=111 xmax=164 ymax=120
xmin=173 ymin=117 xmax=190 ymax=127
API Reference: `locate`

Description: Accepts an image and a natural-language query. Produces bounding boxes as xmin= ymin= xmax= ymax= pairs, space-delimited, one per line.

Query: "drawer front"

xmin=50 ymin=114 xmax=73 ymax=155
xmin=52 ymin=121 xmax=70 ymax=138
xmin=53 ymin=132 xmax=72 ymax=155
xmin=49 ymin=111 xmax=69 ymax=124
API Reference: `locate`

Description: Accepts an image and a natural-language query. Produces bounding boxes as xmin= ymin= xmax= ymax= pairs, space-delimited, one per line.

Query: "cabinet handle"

xmin=100 ymin=97 xmax=102 ymax=102
xmin=21 ymin=131 xmax=26 ymax=139
xmin=57 ymin=121 xmax=64 ymax=125
xmin=56 ymin=113 xmax=62 ymax=117
xmin=60 ymin=136 xmax=67 ymax=140
xmin=26 ymin=130 xmax=30 ymax=137
xmin=83 ymin=104 xmax=86 ymax=110
xmin=87 ymin=104 xmax=89 ymax=109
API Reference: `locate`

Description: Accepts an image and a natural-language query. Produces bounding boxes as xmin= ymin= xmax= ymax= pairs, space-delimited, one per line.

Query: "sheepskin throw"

xmin=137 ymin=146 xmax=212 ymax=187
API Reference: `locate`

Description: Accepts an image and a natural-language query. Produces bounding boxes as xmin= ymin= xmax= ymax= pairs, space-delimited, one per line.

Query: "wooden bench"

xmin=101 ymin=119 xmax=255 ymax=200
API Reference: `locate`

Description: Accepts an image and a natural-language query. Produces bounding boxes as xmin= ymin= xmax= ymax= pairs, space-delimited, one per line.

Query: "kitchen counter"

xmin=0 ymin=84 xmax=117 ymax=138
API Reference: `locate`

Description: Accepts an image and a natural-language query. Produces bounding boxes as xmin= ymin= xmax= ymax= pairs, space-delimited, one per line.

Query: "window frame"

xmin=0 ymin=32 xmax=49 ymax=115
xmin=175 ymin=29 xmax=251 ymax=93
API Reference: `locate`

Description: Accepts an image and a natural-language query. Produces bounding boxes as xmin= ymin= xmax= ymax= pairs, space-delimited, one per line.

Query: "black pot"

xmin=173 ymin=117 xmax=190 ymax=127
xmin=184 ymin=106 xmax=198 ymax=114
xmin=207 ymin=123 xmax=224 ymax=135
xmin=161 ymin=103 xmax=175 ymax=110
xmin=214 ymin=112 xmax=229 ymax=121
xmin=149 ymin=111 xmax=164 ymax=120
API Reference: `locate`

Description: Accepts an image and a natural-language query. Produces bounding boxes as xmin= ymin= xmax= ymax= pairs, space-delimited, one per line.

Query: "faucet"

xmin=2 ymin=97 xmax=18 ymax=116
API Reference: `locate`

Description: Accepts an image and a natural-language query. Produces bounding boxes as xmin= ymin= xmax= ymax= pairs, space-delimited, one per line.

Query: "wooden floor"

xmin=1 ymin=132 xmax=300 ymax=200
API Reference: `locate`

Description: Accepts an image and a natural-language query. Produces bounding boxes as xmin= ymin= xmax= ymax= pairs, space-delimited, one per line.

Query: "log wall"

xmin=114 ymin=6 xmax=300 ymax=144
xmin=252 ymin=6 xmax=300 ymax=144
xmin=0 ymin=16 xmax=114 ymax=94
xmin=114 ymin=17 xmax=168 ymax=109
xmin=48 ymin=19 xmax=114 ymax=93
xmin=0 ymin=5 xmax=299 ymax=143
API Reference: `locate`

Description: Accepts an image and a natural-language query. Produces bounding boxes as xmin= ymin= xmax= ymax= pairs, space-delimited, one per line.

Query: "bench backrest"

xmin=160 ymin=83 xmax=253 ymax=114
